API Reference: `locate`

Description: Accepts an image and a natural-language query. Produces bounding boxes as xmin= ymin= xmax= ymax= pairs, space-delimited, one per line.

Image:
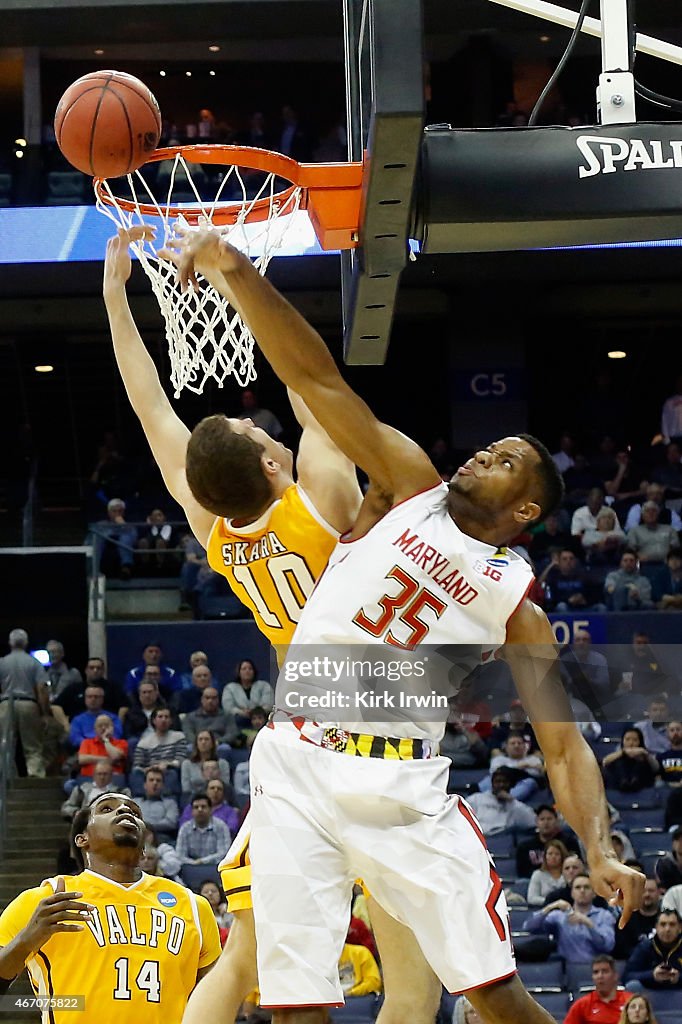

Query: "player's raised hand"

xmin=103 ymin=226 xmax=155 ymax=296
xmin=159 ymin=224 xmax=244 ymax=292
xmin=588 ymin=856 xmax=645 ymax=928
xmin=19 ymin=876 xmax=94 ymax=952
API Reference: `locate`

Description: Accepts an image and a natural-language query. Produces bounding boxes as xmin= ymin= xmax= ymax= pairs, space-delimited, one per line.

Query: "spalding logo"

xmin=157 ymin=892 xmax=178 ymax=908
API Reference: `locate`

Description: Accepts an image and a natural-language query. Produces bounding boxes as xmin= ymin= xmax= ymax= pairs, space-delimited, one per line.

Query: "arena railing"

xmin=85 ymin=520 xmax=192 ymax=575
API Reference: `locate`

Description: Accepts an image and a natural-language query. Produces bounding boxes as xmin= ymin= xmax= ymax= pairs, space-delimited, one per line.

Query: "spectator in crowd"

xmin=200 ymin=879 xmax=232 ymax=935
xmin=656 ymin=721 xmax=682 ymax=786
xmin=659 ymin=549 xmax=682 ymax=609
xmin=338 ymin=939 xmax=382 ymax=997
xmin=480 ymin=733 xmax=545 ymax=801
xmin=624 ymin=483 xmax=682 ymax=532
xmin=614 ymin=878 xmax=662 ymax=960
xmin=563 ymin=454 xmax=604 ymax=510
xmin=589 ymin=434 xmax=619 ymax=488
xmin=136 ymin=765 xmax=179 ymax=843
xmin=615 ymin=634 xmax=673 ymax=706
xmin=610 ymin=830 xmax=636 ymax=864
xmin=516 ymin=805 xmax=580 ymax=878
xmin=582 ymin=508 xmax=626 ymax=567
xmin=466 ymin=767 xmax=537 ymax=836
xmin=236 ymin=110 xmax=272 ymax=150
xmin=652 ymin=442 xmax=682 ymax=498
xmin=543 ymin=854 xmax=610 ymax=911
xmin=242 ymin=706 xmax=267 ymax=748
xmin=539 ymin=549 xmax=606 ymax=612
xmin=60 ymin=760 xmax=129 ymax=820
xmin=605 ymin=552 xmax=655 ymax=612
xmin=488 ymin=699 xmax=539 ymax=757
xmin=0 ymin=627 xmax=49 ymax=778
xmin=123 ymin=678 xmax=174 ymax=740
xmin=571 ymin=488 xmax=613 ymax=539
xmin=221 ymin=659 xmax=274 ymax=728
xmin=179 ymin=535 xmax=209 ymax=612
xmin=176 ymin=793 xmax=231 ymax=870
xmin=96 ymin=497 xmax=138 ymax=579
xmin=179 ymin=650 xmax=209 ymax=691
xmin=142 ymin=824 xmax=182 ymax=883
xmin=124 ymin=642 xmax=179 ymax=702
xmin=52 ymin=656 xmax=127 ymax=723
xmin=528 ymin=511 xmax=576 ymax=571
xmin=76 ymin=713 xmax=127 ymax=784
xmin=439 ymin=715 xmax=489 ymax=768
xmin=68 ymin=685 xmax=123 ymax=749
xmin=552 ymin=431 xmax=576 ymax=474
xmin=453 ymin=997 xmax=483 ymax=1024
xmin=179 ymin=777 xmax=239 ymax=837
xmin=181 ymin=731 xmax=232 ymax=798
xmin=346 ymin=911 xmax=377 ymax=960
xmin=626 ymin=503 xmax=679 ymax=565
xmin=277 ymin=103 xmax=311 ymax=161
xmin=559 ymin=630 xmax=611 ymax=715
xmin=602 ymin=727 xmax=660 ymax=793
xmin=605 ymin=450 xmax=647 ymax=510
xmin=45 ymin=640 xmax=82 ymax=699
xmin=659 ymin=374 xmax=682 ymax=446
xmin=233 ymin=759 xmax=250 ymax=804
xmin=183 ymin=687 xmax=237 ymax=747
xmin=137 ymin=508 xmax=178 ymax=572
xmin=623 ymin=909 xmax=682 ymax=990
xmin=237 ymin=388 xmax=283 ymax=439
xmin=131 ymin=707 xmax=187 ymax=793
xmin=617 ymin=994 xmax=658 ymax=1023
xmin=563 ymin=955 xmax=631 ymax=1024
xmin=635 ymin=699 xmax=673 ymax=756
xmin=525 ymin=874 xmax=616 ymax=961
xmin=527 ymin=839 xmax=569 ymax=907
xmin=449 ymin=685 xmax=494 ymax=742
xmin=655 ymin=828 xmax=682 ymax=890
xmin=179 ymin=664 xmax=222 ymax=715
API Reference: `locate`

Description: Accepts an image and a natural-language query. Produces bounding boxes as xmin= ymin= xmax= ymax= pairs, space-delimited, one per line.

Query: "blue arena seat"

xmin=533 ymin=991 xmax=571 ymax=1017
xmin=646 ymin=989 xmax=682 ymax=1012
xmin=448 ymin=767 xmax=487 ymax=793
xmin=487 ymin=832 xmax=515 ymax=857
xmin=640 ymin=852 xmax=665 ymax=878
xmin=509 ymin=907 xmax=531 ymax=933
xmin=330 ymin=994 xmax=381 ymax=1024
xmin=493 ymin=855 xmax=517 ymax=880
xmin=517 ymin=961 xmax=564 ymax=991
xmin=226 ymin=747 xmax=251 ymax=773
xmin=565 ymin=961 xmax=596 ymax=994
xmin=630 ymin=830 xmax=668 ymax=855
xmin=619 ymin=807 xmax=665 ymax=830
xmin=607 ymin=787 xmax=662 ymax=809
xmin=508 ymin=878 xmax=530 ymax=901
xmin=438 ymin=990 xmax=456 ymax=1024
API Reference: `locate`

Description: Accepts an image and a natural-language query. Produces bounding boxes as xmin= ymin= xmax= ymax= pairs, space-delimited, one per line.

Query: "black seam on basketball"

xmin=107 ymin=79 xmax=161 ymax=126
xmin=90 ymin=79 xmax=114 ymax=176
xmin=56 ymin=84 xmax=115 ymax=145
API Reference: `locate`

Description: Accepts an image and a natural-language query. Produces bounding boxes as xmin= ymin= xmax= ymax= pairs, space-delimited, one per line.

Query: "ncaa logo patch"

xmin=158 ymin=892 xmax=177 ymax=908
xmin=486 ymin=557 xmax=508 ymax=568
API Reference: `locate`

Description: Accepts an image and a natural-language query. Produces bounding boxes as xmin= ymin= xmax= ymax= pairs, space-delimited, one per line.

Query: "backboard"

xmin=341 ymin=0 xmax=424 ymax=364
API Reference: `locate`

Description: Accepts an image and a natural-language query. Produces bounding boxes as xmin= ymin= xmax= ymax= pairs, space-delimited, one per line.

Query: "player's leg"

xmin=466 ymin=975 xmax=555 ymax=1023
xmin=368 ymin=896 xmax=441 ymax=1024
xmin=181 ymin=907 xmax=258 ymax=1024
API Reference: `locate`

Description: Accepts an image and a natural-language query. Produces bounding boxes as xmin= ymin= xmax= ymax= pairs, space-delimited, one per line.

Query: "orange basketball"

xmin=54 ymin=70 xmax=162 ymax=178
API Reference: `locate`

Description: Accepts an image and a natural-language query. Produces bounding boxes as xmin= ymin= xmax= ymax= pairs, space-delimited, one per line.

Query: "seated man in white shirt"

xmin=478 ymin=734 xmax=545 ymax=802
xmin=467 ymin=768 xmax=538 ymax=836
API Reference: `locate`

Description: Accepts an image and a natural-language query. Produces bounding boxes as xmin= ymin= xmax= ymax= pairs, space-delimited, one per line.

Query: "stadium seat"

xmin=565 ymin=961 xmax=595 ymax=994
xmin=438 ymin=990 xmax=457 ymax=1024
xmin=619 ymin=807 xmax=665 ymax=830
xmin=0 ymin=173 xmax=11 ymax=206
xmin=607 ymin=786 xmax=662 ymax=809
xmin=656 ymin=1012 xmax=682 ymax=1024
xmin=448 ymin=767 xmax=487 ymax=793
xmin=226 ymin=747 xmax=250 ymax=773
xmin=646 ymin=989 xmax=682 ymax=1012
xmin=640 ymin=852 xmax=665 ymax=878
xmin=508 ymin=878 xmax=530 ymax=900
xmin=493 ymin=855 xmax=517 ymax=880
xmin=330 ymin=994 xmax=381 ymax=1024
xmin=517 ymin=961 xmax=564 ymax=991
xmin=45 ymin=170 xmax=86 ymax=205
xmin=533 ymin=991 xmax=571 ymax=1017
xmin=509 ymin=907 xmax=532 ymax=933
xmin=630 ymin=830 xmax=668 ymax=855
xmin=487 ymin=832 xmax=515 ymax=858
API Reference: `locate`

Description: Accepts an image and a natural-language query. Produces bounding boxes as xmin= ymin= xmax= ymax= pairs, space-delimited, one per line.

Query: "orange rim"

xmin=95 ymin=144 xmax=364 ymax=250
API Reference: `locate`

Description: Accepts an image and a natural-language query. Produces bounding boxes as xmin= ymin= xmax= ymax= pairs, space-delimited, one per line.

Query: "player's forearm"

xmin=545 ymin=732 xmax=615 ymax=863
xmin=104 ymin=288 xmax=168 ymax=423
xmin=212 ymin=254 xmax=340 ymax=398
xmin=0 ymin=935 xmax=37 ymax=983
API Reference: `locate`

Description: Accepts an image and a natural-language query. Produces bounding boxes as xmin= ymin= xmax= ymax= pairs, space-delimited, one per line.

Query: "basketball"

xmin=54 ymin=70 xmax=162 ymax=178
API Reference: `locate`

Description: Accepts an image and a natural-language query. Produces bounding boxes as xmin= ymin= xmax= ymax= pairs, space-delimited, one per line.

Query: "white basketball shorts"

xmin=248 ymin=722 xmax=516 ymax=1007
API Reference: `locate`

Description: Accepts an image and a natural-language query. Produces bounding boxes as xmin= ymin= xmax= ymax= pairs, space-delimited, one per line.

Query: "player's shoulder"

xmin=0 ymin=876 xmax=69 ymax=923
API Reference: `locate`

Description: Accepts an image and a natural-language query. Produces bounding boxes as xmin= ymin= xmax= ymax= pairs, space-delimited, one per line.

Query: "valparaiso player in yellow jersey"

xmin=103 ymin=227 xmax=443 ymax=1024
xmin=0 ymin=792 xmax=220 ymax=1023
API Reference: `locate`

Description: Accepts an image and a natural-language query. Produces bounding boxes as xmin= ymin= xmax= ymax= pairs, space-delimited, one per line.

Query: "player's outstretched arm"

xmin=160 ymin=229 xmax=440 ymax=504
xmin=503 ymin=600 xmax=645 ymax=927
xmin=103 ymin=228 xmax=215 ymax=546
xmin=286 ymin=388 xmax=362 ymax=534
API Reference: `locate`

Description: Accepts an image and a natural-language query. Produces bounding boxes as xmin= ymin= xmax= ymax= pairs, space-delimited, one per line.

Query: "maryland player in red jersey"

xmin=0 ymin=793 xmax=220 ymax=1023
xmin=104 ymin=228 xmax=442 ymax=1024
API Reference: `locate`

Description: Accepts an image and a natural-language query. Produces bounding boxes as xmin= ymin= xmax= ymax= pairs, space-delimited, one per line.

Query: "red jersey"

xmin=564 ymin=989 xmax=631 ymax=1024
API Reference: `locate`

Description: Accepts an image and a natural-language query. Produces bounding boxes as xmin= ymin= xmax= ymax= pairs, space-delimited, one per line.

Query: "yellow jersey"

xmin=0 ymin=872 xmax=221 ymax=1024
xmin=206 ymin=483 xmax=338 ymax=649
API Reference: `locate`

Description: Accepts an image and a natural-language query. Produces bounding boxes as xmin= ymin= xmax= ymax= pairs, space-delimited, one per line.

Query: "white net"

xmin=96 ymin=153 xmax=302 ymax=396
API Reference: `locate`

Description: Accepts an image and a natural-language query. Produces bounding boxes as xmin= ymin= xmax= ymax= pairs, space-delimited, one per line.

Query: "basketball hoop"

xmin=95 ymin=145 xmax=362 ymax=395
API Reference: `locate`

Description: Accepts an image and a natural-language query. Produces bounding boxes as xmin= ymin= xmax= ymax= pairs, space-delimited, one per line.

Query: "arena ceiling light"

xmin=607 ymin=350 xmax=627 ymax=359
xmin=34 ymin=364 xmax=54 ymax=373
xmin=209 ymin=45 xmax=220 ymax=52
